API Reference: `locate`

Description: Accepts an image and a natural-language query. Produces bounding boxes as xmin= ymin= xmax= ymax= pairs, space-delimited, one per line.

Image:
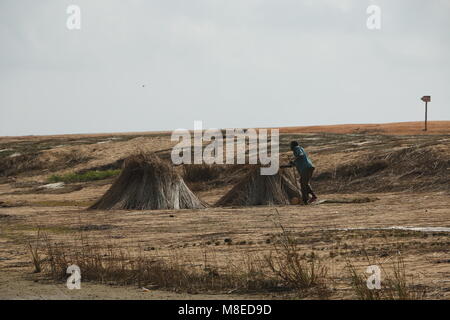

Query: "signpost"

xmin=421 ymin=96 xmax=431 ymax=131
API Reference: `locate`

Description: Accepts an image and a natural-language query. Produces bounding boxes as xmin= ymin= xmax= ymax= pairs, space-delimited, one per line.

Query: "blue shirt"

xmin=292 ymin=146 xmax=314 ymax=173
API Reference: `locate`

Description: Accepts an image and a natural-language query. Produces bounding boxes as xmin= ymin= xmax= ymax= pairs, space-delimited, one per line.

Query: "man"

xmin=290 ymin=141 xmax=317 ymax=205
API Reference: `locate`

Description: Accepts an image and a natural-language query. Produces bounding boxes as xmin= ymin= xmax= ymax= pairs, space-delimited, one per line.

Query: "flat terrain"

xmin=0 ymin=121 xmax=449 ymax=300
xmin=279 ymin=121 xmax=450 ymax=135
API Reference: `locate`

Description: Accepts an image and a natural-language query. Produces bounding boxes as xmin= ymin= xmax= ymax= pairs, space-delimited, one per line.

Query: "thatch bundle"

xmin=215 ymin=166 xmax=301 ymax=207
xmin=89 ymin=153 xmax=207 ymax=210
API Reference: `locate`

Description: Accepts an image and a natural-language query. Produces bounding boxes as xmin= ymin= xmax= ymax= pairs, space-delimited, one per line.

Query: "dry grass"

xmin=0 ymin=150 xmax=92 ymax=177
xmin=346 ymin=254 xmax=426 ymax=300
xmin=27 ymin=230 xmax=42 ymax=273
xmin=183 ymin=164 xmax=222 ymax=182
xmin=315 ymin=145 xmax=450 ymax=193
xmin=33 ymin=234 xmax=278 ymax=294
xmin=183 ymin=164 xmax=251 ymax=192
xmin=22 ymin=224 xmax=431 ymax=299
xmin=263 ymin=214 xmax=330 ymax=297
xmin=264 ymin=230 xmax=330 ymax=298
xmin=27 ymin=226 xmax=332 ymax=297
xmin=0 ymin=153 xmax=44 ymax=176
xmin=48 ymin=169 xmax=120 ymax=183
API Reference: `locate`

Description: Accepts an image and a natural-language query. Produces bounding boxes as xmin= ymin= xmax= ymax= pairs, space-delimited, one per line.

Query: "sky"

xmin=0 ymin=0 xmax=449 ymax=136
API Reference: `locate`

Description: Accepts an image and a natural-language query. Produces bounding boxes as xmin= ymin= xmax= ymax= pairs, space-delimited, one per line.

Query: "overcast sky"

xmin=1 ymin=0 xmax=449 ymax=136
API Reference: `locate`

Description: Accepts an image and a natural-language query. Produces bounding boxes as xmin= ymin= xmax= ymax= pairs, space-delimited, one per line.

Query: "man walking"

xmin=290 ymin=141 xmax=317 ymax=205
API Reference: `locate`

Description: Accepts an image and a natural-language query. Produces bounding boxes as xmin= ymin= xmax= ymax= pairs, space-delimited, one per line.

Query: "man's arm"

xmin=293 ymin=146 xmax=305 ymax=160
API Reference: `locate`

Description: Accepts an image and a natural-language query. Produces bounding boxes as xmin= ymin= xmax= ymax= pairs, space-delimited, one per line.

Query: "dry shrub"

xmin=183 ymin=164 xmax=251 ymax=192
xmin=59 ymin=151 xmax=92 ymax=167
xmin=89 ymin=153 xmax=207 ymax=210
xmin=75 ymin=158 xmax=124 ymax=175
xmin=183 ymin=164 xmax=222 ymax=182
xmin=27 ymin=230 xmax=43 ymax=273
xmin=0 ymin=153 xmax=44 ymax=176
xmin=264 ymin=224 xmax=329 ymax=296
xmin=0 ymin=150 xmax=92 ymax=177
xmin=346 ymin=255 xmax=426 ymax=300
xmin=315 ymin=145 xmax=450 ymax=192
xmin=316 ymin=160 xmax=388 ymax=180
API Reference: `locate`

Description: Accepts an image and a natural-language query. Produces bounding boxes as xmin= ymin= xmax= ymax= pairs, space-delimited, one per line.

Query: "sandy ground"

xmin=1 ymin=121 xmax=449 ymax=144
xmin=1 ymin=191 xmax=449 ymax=299
xmin=0 ymin=121 xmax=449 ymax=300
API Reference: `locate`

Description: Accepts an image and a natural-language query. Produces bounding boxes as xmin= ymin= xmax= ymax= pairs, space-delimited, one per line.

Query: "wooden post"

xmin=421 ymin=96 xmax=431 ymax=131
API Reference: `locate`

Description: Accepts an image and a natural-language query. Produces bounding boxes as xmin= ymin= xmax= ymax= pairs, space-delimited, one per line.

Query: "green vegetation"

xmin=48 ymin=169 xmax=121 ymax=183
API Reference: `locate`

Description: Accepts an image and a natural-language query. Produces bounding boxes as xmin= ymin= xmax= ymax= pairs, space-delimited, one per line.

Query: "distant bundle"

xmin=89 ymin=153 xmax=207 ymax=210
xmin=215 ymin=166 xmax=301 ymax=207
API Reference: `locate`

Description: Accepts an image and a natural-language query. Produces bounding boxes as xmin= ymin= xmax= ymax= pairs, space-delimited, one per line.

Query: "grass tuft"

xmin=264 ymin=222 xmax=329 ymax=297
xmin=27 ymin=230 xmax=42 ymax=273
xmin=346 ymin=255 xmax=426 ymax=300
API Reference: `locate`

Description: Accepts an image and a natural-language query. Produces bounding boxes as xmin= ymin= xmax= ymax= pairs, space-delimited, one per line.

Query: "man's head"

xmin=290 ymin=141 xmax=299 ymax=150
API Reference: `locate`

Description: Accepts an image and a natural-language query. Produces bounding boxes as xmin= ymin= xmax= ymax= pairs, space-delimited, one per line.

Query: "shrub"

xmin=183 ymin=164 xmax=222 ymax=182
xmin=346 ymin=255 xmax=426 ymax=300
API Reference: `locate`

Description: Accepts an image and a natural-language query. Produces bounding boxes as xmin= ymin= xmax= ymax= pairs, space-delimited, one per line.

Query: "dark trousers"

xmin=299 ymin=167 xmax=316 ymax=204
